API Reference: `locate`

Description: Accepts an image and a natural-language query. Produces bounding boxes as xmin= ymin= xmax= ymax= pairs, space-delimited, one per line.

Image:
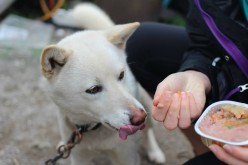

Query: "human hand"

xmin=152 ymin=70 xmax=211 ymax=130
xmin=209 ymin=144 xmax=248 ymax=165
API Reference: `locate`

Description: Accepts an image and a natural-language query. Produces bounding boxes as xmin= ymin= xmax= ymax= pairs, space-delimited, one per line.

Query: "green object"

xmin=159 ymin=17 xmax=186 ymax=26
xmin=242 ymin=0 xmax=248 ymax=22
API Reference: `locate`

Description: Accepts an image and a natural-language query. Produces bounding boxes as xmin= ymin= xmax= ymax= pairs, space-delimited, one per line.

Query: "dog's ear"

xmin=40 ymin=45 xmax=72 ymax=80
xmin=105 ymin=22 xmax=140 ymax=49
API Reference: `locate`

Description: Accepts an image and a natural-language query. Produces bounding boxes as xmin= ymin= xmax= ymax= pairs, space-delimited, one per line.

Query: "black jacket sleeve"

xmin=178 ymin=0 xmax=248 ymax=102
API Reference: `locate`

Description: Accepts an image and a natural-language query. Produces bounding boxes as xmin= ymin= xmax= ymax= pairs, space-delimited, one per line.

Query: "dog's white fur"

xmin=52 ymin=2 xmax=114 ymax=29
xmin=41 ymin=3 xmax=166 ymax=165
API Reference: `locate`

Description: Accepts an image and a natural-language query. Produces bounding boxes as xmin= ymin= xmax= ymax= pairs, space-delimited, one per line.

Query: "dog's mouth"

xmin=118 ymin=123 xmax=146 ymax=140
xmin=105 ymin=122 xmax=118 ymax=131
xmin=105 ymin=122 xmax=146 ymax=140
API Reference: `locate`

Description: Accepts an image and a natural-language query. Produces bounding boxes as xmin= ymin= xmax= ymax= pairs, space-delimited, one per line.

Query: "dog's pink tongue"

xmin=118 ymin=123 xmax=145 ymax=140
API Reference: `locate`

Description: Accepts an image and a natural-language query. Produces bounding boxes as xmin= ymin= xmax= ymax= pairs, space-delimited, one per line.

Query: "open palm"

xmin=152 ymin=70 xmax=211 ymax=130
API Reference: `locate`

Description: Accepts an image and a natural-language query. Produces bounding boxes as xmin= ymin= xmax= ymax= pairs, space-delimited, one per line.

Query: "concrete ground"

xmin=0 ymin=46 xmax=194 ymax=165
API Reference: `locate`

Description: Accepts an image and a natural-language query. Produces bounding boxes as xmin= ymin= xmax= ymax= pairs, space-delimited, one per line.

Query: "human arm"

xmin=152 ymin=0 xmax=216 ymax=130
xmin=151 ymin=23 xmax=215 ymax=130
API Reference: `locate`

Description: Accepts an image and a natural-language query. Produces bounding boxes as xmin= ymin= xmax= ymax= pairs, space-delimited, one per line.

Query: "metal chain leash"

xmin=45 ymin=128 xmax=83 ymax=165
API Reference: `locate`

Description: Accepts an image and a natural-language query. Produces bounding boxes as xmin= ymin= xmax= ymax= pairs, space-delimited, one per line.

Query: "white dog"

xmin=41 ymin=3 xmax=166 ymax=165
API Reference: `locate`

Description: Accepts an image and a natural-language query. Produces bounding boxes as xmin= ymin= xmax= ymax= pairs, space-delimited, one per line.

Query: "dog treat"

xmin=199 ymin=104 xmax=248 ymax=142
xmin=118 ymin=123 xmax=145 ymax=140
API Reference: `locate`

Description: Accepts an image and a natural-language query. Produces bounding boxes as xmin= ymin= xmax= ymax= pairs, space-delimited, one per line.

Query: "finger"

xmin=153 ymin=97 xmax=160 ymax=107
xmin=152 ymin=91 xmax=172 ymax=122
xmin=209 ymin=145 xmax=248 ymax=165
xmin=178 ymin=92 xmax=191 ymax=129
xmin=153 ymin=94 xmax=161 ymax=107
xmin=223 ymin=145 xmax=248 ymax=162
xmin=188 ymin=92 xmax=201 ymax=119
xmin=153 ymin=83 xmax=164 ymax=106
xmin=164 ymin=93 xmax=181 ymax=130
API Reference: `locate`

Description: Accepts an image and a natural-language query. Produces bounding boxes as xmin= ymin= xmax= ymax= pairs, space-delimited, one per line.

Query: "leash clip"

xmin=239 ymin=83 xmax=248 ymax=92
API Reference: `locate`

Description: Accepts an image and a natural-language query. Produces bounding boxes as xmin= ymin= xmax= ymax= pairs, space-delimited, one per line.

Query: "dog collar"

xmin=65 ymin=117 xmax=102 ymax=133
xmin=75 ymin=123 xmax=102 ymax=133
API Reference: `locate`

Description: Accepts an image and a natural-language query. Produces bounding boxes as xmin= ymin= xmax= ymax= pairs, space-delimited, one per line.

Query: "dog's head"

xmin=40 ymin=22 xmax=147 ymax=135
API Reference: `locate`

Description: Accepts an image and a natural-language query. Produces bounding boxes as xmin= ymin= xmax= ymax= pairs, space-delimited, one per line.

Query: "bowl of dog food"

xmin=195 ymin=101 xmax=248 ymax=147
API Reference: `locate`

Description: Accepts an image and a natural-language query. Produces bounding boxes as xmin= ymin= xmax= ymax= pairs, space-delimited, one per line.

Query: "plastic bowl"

xmin=195 ymin=101 xmax=248 ymax=147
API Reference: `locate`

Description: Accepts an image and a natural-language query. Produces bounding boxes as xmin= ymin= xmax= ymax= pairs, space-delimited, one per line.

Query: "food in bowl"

xmin=195 ymin=101 xmax=248 ymax=146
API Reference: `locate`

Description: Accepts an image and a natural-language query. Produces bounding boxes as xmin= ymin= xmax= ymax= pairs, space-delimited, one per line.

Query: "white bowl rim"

xmin=194 ymin=100 xmax=248 ymax=146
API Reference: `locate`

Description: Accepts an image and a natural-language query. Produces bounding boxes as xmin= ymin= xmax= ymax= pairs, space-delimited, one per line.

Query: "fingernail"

xmin=157 ymin=103 xmax=164 ymax=108
xmin=181 ymin=92 xmax=185 ymax=98
xmin=209 ymin=145 xmax=217 ymax=153
xmin=173 ymin=92 xmax=179 ymax=98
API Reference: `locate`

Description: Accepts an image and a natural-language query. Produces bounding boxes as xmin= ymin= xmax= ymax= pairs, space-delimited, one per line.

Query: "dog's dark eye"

xmin=118 ymin=71 xmax=124 ymax=80
xmin=86 ymin=85 xmax=102 ymax=94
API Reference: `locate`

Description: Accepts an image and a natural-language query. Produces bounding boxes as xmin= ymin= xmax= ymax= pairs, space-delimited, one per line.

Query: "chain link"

xmin=45 ymin=128 xmax=83 ymax=165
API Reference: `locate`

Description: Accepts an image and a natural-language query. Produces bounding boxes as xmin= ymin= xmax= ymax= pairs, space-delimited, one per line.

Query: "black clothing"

xmin=126 ymin=22 xmax=189 ymax=93
xmin=180 ymin=0 xmax=248 ymax=103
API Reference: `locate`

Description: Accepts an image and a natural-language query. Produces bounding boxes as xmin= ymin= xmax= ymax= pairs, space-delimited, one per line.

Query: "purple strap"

xmin=222 ymin=86 xmax=240 ymax=100
xmin=223 ymin=83 xmax=248 ymax=100
xmin=194 ymin=0 xmax=248 ymax=78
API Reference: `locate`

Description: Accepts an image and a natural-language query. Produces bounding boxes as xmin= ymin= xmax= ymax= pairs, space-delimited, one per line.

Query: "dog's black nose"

xmin=130 ymin=109 xmax=147 ymax=125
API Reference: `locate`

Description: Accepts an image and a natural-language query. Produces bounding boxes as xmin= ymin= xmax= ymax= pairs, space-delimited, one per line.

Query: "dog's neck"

xmin=75 ymin=123 xmax=102 ymax=132
xmin=65 ymin=117 xmax=102 ymax=133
